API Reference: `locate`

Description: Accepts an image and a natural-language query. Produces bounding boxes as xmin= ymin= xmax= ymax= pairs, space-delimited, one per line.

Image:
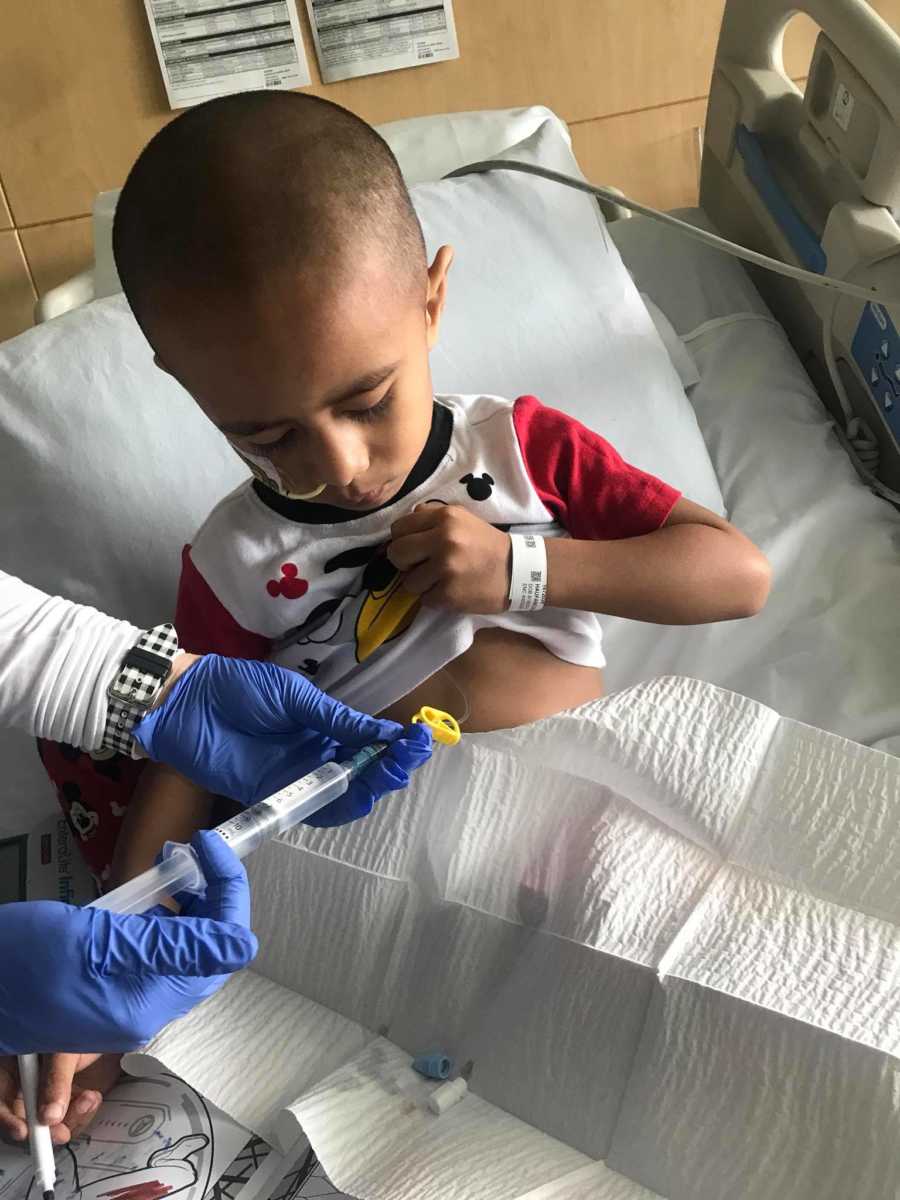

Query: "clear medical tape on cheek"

xmin=289 ymin=483 xmax=327 ymax=500
xmin=235 ymin=446 xmax=327 ymax=500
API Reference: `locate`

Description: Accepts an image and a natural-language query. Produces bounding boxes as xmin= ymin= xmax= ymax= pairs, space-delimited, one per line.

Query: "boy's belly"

xmin=379 ymin=626 xmax=603 ymax=732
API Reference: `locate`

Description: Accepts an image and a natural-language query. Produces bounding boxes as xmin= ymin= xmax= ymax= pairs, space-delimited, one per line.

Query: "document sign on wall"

xmin=305 ymin=0 xmax=459 ymax=83
xmin=144 ymin=0 xmax=312 ymax=110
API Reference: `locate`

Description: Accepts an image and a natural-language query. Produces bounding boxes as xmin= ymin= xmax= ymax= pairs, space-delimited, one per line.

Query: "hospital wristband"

xmin=507 ymin=533 xmax=548 ymax=612
xmin=102 ymin=623 xmax=180 ymax=757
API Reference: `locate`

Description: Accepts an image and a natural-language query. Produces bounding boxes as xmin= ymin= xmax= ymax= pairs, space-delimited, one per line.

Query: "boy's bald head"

xmin=113 ymin=90 xmax=427 ymax=346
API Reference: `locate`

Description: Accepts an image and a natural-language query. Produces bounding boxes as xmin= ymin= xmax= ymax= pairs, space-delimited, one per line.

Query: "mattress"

xmin=605 ymin=209 xmax=900 ymax=755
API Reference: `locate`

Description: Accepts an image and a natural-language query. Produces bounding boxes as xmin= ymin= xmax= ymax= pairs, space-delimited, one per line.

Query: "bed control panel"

xmin=852 ymin=302 xmax=900 ymax=440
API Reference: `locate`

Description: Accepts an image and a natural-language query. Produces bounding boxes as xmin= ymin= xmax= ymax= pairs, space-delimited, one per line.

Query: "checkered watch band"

xmin=103 ymin=623 xmax=180 ymax=756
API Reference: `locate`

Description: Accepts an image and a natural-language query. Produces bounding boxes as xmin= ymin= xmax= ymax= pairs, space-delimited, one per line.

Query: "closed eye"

xmin=245 ymin=429 xmax=296 ymax=454
xmin=241 ymin=387 xmax=394 ymax=449
xmin=346 ymin=390 xmax=393 ymax=424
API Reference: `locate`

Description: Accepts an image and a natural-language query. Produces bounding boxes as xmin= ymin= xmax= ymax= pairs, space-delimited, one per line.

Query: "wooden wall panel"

xmin=782 ymin=13 xmax=822 ymax=79
xmin=316 ymin=0 xmax=728 ymax=132
xmin=0 ymin=232 xmax=36 ymax=341
xmin=19 ymin=218 xmax=93 ymax=297
xmin=1 ymin=0 xmax=899 ymax=340
xmin=0 ymin=0 xmax=731 ymax=226
xmin=571 ymin=99 xmax=708 ymax=212
xmin=0 ymin=4 xmax=169 ymax=227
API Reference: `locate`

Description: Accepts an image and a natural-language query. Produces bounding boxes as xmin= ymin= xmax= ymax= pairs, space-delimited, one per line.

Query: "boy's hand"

xmin=388 ymin=505 xmax=510 ymax=613
xmin=0 ymin=1053 xmax=104 ymax=1145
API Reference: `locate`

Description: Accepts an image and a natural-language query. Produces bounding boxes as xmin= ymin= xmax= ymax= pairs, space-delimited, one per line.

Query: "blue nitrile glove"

xmin=0 ymin=831 xmax=256 ymax=1056
xmin=133 ymin=654 xmax=433 ymax=824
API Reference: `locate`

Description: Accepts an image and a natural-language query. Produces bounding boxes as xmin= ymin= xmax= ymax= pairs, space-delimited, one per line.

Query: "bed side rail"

xmin=700 ymin=0 xmax=900 ymax=493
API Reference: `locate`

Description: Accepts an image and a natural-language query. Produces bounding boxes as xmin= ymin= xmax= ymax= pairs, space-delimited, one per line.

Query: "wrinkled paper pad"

xmin=128 ymin=677 xmax=900 ymax=1200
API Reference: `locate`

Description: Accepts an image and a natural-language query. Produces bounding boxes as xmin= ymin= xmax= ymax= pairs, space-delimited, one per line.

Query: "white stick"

xmin=18 ymin=1053 xmax=56 ymax=1199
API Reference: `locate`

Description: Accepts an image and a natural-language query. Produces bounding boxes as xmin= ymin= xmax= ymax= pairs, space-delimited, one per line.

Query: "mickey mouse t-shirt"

xmin=176 ymin=394 xmax=681 ymax=715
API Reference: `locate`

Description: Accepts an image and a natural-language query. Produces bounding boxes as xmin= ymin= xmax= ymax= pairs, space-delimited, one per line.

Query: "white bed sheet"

xmin=605 ymin=209 xmax=900 ymax=753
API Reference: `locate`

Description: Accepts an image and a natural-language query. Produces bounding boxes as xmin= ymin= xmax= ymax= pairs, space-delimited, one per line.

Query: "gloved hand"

xmin=0 ymin=831 xmax=256 ymax=1062
xmin=0 ymin=832 xmax=256 ymax=1144
xmin=134 ymin=654 xmax=433 ymax=824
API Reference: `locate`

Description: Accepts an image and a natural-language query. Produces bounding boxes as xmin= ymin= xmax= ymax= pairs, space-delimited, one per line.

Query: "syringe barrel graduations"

xmin=215 ymin=742 xmax=387 ymax=857
xmin=90 ymin=743 xmax=388 ymax=915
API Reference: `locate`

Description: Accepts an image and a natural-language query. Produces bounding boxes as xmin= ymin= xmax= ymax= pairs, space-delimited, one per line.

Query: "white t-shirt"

xmin=176 ymin=394 xmax=680 ymax=715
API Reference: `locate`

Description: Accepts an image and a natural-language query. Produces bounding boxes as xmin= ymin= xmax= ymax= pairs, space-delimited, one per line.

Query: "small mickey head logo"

xmin=64 ymin=789 xmax=100 ymax=840
xmin=460 ymin=472 xmax=494 ymax=501
xmin=300 ymin=658 xmax=320 ymax=676
xmin=267 ymin=563 xmax=310 ymax=600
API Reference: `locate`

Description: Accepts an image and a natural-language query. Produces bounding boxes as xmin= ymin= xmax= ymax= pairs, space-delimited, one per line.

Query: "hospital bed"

xmin=16 ymin=0 xmax=900 ymax=757
xmin=1 ymin=0 xmax=900 ymax=1196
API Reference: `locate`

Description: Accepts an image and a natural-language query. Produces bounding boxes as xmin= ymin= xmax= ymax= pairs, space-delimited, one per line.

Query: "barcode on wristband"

xmin=508 ymin=534 xmax=547 ymax=611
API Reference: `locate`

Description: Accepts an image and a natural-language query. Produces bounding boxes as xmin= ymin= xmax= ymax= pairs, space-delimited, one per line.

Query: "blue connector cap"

xmin=412 ymin=1052 xmax=453 ymax=1080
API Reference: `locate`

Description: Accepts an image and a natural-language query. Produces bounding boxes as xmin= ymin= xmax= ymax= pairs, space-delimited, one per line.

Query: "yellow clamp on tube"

xmin=412 ymin=706 xmax=461 ymax=746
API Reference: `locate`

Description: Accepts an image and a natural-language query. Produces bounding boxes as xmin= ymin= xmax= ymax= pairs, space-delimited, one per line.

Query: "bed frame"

xmin=700 ymin=0 xmax=900 ymax=490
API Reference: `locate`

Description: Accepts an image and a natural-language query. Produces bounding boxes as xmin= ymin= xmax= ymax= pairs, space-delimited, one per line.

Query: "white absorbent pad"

xmin=128 ymin=676 xmax=900 ymax=1200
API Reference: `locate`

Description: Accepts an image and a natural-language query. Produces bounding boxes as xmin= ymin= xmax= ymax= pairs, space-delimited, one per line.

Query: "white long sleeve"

xmin=0 ymin=570 xmax=141 ymax=750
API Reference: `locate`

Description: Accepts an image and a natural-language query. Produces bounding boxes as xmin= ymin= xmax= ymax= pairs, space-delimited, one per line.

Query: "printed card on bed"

xmin=0 ymin=1076 xmax=349 ymax=1200
xmin=127 ymin=677 xmax=900 ymax=1200
xmin=0 ymin=1075 xmax=249 ymax=1200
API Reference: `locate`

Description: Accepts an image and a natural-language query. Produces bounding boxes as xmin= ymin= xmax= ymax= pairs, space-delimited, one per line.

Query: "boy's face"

xmin=152 ymin=245 xmax=452 ymax=510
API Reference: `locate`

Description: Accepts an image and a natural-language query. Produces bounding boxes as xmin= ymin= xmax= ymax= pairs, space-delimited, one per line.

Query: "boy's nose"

xmin=312 ymin=434 xmax=368 ymax=488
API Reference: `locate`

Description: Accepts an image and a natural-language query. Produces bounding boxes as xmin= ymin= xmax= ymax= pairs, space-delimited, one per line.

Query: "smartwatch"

xmin=102 ymin=623 xmax=180 ymax=756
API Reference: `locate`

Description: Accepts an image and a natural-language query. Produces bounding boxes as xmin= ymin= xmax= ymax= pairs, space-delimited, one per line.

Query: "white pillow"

xmin=413 ymin=123 xmax=725 ymax=513
xmin=378 ymin=104 xmax=573 ymax=185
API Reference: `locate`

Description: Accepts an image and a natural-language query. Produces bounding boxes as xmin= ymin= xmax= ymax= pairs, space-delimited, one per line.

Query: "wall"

xmin=0 ymin=1 xmax=897 ymax=341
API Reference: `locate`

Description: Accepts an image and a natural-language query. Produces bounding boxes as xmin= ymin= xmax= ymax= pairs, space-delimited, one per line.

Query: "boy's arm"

xmin=107 ymin=762 xmax=213 ymax=888
xmin=546 ymin=496 xmax=770 ymax=623
xmin=389 ymin=398 xmax=770 ymax=624
xmin=389 ymin=498 xmax=769 ymax=625
xmin=512 ymin=395 xmax=770 ymax=623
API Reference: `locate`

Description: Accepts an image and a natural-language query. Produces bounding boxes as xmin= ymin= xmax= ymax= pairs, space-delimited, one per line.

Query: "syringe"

xmin=90 ymin=742 xmax=388 ymax=916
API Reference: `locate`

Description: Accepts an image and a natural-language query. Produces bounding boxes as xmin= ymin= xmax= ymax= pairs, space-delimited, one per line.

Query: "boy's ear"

xmin=425 ymin=245 xmax=453 ymax=350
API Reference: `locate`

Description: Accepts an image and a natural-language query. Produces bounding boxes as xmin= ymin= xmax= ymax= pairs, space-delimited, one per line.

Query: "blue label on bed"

xmin=852 ymin=302 xmax=900 ymax=438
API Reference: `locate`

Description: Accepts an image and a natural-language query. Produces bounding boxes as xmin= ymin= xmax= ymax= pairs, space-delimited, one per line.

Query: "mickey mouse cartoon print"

xmin=274 ymin=539 xmax=420 ymax=666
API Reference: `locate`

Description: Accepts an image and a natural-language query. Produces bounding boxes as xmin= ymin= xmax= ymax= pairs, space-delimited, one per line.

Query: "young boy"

xmin=43 ymin=87 xmax=769 ymax=887
xmin=31 ymin=89 xmax=769 ymax=1136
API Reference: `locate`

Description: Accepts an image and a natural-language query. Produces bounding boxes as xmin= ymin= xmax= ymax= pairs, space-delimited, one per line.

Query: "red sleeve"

xmin=175 ymin=546 xmax=272 ymax=659
xmin=513 ymin=395 xmax=681 ymax=540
